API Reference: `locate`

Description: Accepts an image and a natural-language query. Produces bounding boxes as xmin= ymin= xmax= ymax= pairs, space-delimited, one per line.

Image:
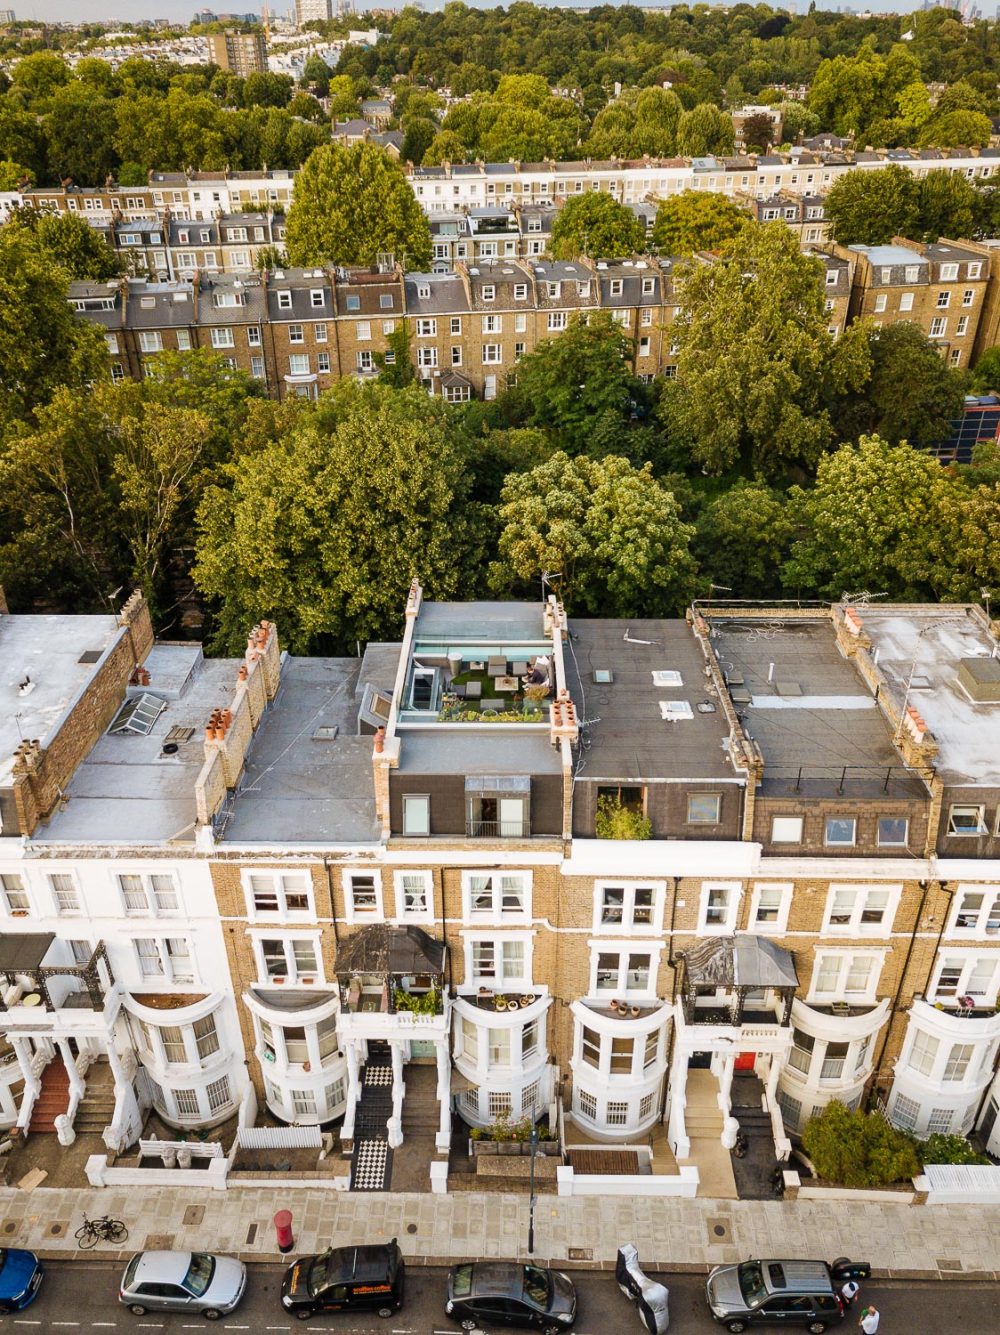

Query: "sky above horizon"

xmin=8 ymin=0 xmax=954 ymax=27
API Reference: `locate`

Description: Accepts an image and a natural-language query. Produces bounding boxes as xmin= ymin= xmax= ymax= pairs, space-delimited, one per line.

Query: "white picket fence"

xmin=237 ymin=1125 xmax=322 ymax=1151
xmin=919 ymin=1163 xmax=1000 ymax=1204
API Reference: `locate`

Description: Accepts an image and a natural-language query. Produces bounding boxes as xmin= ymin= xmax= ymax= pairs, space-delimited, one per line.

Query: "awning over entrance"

xmin=335 ymin=924 xmax=445 ymax=977
xmin=681 ymin=934 xmax=798 ymax=990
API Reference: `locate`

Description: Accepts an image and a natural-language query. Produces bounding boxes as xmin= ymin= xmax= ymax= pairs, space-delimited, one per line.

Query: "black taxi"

xmin=280 ymin=1239 xmax=405 ymax=1321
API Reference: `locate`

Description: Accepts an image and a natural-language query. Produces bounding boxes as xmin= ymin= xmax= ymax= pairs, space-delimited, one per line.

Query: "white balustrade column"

xmin=341 ymin=1041 xmax=360 ymax=1143
xmin=57 ymin=1038 xmax=85 ymax=1100
xmin=717 ymin=1052 xmax=736 ymax=1128
xmin=435 ymin=1038 xmax=452 ymax=1151
xmin=765 ymin=1052 xmax=782 ymax=1106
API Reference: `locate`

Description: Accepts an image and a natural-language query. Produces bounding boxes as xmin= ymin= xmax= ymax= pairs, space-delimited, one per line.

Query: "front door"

xmin=735 ymin=1051 xmax=756 ymax=1072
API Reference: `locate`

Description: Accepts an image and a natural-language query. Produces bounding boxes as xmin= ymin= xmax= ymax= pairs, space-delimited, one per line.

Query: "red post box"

xmin=273 ymin=1209 xmax=294 ymax=1253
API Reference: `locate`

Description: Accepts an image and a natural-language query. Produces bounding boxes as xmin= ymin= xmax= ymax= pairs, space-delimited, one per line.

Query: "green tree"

xmin=288 ymin=92 xmax=327 ymax=124
xmin=895 ymin=81 xmax=933 ymax=128
xmin=676 ymin=102 xmax=735 ymax=156
xmin=824 ymin=164 xmax=920 ymax=246
xmin=916 ymin=169 xmax=981 ymax=242
xmin=665 ymin=223 xmax=871 ymax=475
xmin=550 ymin=192 xmax=645 ymax=260
xmin=776 ymin=101 xmax=819 ymax=144
xmin=422 ymin=129 xmax=468 ymax=165
xmin=10 ymin=50 xmax=69 ymax=103
xmin=242 ymin=71 xmax=293 ymax=109
xmin=0 ymin=158 xmax=31 ymax=188
xmin=300 ymin=54 xmax=331 ymax=97
xmin=326 ymin=73 xmax=360 ymax=118
xmin=969 ymin=346 xmax=1000 ymax=393
xmin=782 ymin=435 xmax=966 ymax=600
xmin=632 ymin=86 xmax=683 ymax=156
xmin=0 ymin=221 xmax=108 ymax=429
xmin=284 ymin=142 xmax=431 ymax=268
xmin=834 ymin=322 xmax=965 ymax=449
xmin=920 ymin=109 xmax=993 ymax=148
xmin=193 ymin=381 xmax=483 ymax=654
xmin=653 ymin=190 xmax=750 ymax=255
xmin=401 ymin=116 xmax=437 ymax=167
xmin=694 ymin=480 xmax=794 ymax=598
xmin=43 ymin=83 xmax=118 ymax=183
xmin=801 ymin=1101 xmax=921 ymax=1189
xmin=505 ymin=311 xmax=638 ymax=452
xmin=489 ymin=451 xmax=697 ymax=616
xmin=373 ymin=324 xmax=416 ymax=388
xmin=11 ymin=207 xmax=119 ymax=279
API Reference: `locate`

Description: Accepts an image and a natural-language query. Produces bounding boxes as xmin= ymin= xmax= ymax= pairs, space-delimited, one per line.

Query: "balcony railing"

xmin=466 ymin=820 xmax=530 ymax=838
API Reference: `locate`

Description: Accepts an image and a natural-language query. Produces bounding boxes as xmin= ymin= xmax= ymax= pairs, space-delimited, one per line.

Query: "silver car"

xmin=119 ymin=1251 xmax=246 ymax=1320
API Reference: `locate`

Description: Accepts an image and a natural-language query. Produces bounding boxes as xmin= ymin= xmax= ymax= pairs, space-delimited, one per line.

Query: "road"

xmin=2 ymin=1260 xmax=996 ymax=1333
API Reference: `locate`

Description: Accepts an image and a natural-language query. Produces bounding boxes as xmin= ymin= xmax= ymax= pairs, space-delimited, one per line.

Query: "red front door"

xmin=735 ymin=1051 xmax=756 ymax=1071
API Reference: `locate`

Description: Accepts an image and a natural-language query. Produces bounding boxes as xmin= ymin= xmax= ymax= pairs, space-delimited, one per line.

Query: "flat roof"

xmin=0 ymin=614 xmax=121 ymax=789
xmin=220 ymin=656 xmax=382 ymax=846
xmin=860 ymin=607 xmax=1000 ymax=786
xmin=40 ymin=645 xmax=238 ymax=846
xmin=564 ymin=619 xmax=736 ymax=782
xmin=707 ymin=616 xmax=924 ymax=797
xmin=850 ymin=244 xmax=924 ymax=267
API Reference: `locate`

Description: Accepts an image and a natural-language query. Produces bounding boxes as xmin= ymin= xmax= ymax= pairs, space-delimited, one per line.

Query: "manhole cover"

xmin=707 ymin=1217 xmax=733 ymax=1244
xmin=2 ymin=1222 xmax=16 ymax=1235
xmin=407 ymin=1223 xmax=417 ymax=1234
xmin=568 ymin=1247 xmax=593 ymax=1261
xmin=245 ymin=1223 xmax=258 ymax=1245
xmin=48 ymin=1222 xmax=67 ymax=1237
xmin=144 ymin=1233 xmax=175 ymax=1250
xmin=937 ymin=1258 xmax=963 ymax=1271
xmin=183 ymin=1205 xmax=205 ymax=1226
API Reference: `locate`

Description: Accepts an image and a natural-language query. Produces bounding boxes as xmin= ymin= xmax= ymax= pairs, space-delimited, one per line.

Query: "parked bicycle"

xmin=75 ymin=1214 xmax=128 ymax=1249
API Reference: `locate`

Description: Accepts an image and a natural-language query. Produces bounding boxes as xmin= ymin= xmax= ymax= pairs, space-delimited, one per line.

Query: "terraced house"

xmin=1 ymin=585 xmax=1000 ymax=1192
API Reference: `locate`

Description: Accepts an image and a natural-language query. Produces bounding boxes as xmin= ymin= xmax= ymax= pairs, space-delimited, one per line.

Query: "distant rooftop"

xmin=860 ymin=607 xmax=1000 ymax=786
xmin=849 ymin=243 xmax=925 ymax=267
xmin=0 ymin=614 xmax=120 ymax=790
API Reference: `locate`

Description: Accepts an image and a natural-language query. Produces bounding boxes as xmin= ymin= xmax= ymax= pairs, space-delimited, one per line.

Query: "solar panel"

xmin=109 ymin=692 xmax=165 ymax=736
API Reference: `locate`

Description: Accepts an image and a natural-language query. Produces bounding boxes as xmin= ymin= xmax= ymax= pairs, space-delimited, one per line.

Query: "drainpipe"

xmin=437 ymin=867 xmax=451 ymax=991
xmin=323 ymin=857 xmax=340 ymax=949
xmin=871 ymin=878 xmax=943 ymax=1096
xmin=660 ymin=877 xmax=680 ymax=1122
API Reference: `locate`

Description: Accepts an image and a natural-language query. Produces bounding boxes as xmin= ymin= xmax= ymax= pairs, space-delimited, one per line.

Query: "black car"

xmin=280 ymin=1240 xmax=404 ymax=1321
xmin=446 ymin=1262 xmax=577 ymax=1333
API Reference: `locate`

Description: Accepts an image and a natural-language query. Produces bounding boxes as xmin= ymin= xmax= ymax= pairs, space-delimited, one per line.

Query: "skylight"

xmin=109 ymin=693 xmax=165 ymax=736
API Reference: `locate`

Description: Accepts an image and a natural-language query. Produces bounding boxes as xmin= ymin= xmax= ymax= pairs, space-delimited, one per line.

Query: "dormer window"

xmin=277 ymin=291 xmax=292 ymax=310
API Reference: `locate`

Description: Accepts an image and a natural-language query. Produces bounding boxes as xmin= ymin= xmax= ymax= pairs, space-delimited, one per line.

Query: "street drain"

xmin=708 ymin=1217 xmax=733 ymax=1244
xmin=407 ymin=1224 xmax=417 ymax=1234
xmin=48 ymin=1222 xmax=67 ymax=1237
xmin=245 ymin=1223 xmax=258 ymax=1245
xmin=937 ymin=1258 xmax=963 ymax=1271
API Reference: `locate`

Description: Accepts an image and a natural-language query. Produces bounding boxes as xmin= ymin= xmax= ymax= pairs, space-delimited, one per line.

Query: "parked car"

xmin=446 ymin=1262 xmax=577 ymax=1332
xmin=0 ymin=1249 xmax=43 ymax=1314
xmin=119 ymin=1251 xmax=246 ymax=1320
xmin=280 ymin=1240 xmax=405 ymax=1320
xmin=706 ymin=1258 xmax=870 ymax=1334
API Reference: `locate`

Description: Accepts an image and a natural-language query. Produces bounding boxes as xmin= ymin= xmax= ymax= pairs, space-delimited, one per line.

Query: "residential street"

xmin=4 ymin=1261 xmax=997 ymax=1334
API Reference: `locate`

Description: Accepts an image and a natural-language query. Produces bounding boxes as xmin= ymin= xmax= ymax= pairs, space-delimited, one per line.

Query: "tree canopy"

xmin=652 ymin=191 xmax=750 ymax=256
xmin=284 ymin=142 xmax=432 ymax=269
xmin=550 ymin=192 xmax=645 ymax=260
xmin=664 ymin=222 xmax=871 ymax=475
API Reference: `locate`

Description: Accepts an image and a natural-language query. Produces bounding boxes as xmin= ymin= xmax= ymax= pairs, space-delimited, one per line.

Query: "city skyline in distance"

xmin=3 ymin=0 xmax=979 ymax=29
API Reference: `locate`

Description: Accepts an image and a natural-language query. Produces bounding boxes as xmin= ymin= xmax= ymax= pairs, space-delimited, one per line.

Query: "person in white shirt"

xmin=860 ymin=1305 xmax=880 ymax=1333
xmin=840 ymin=1280 xmax=860 ymax=1307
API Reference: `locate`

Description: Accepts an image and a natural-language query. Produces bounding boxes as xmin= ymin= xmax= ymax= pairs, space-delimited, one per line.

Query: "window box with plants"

xmin=470 ymin=1113 xmax=561 ymax=1156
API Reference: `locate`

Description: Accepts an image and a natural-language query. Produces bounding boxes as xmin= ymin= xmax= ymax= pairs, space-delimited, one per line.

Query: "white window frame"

xmin=929 ymin=950 xmax=1000 ymax=1007
xmin=402 ymin=793 xmax=430 ymax=836
xmin=876 ymin=817 xmax=909 ymax=848
xmin=132 ymin=935 xmax=195 ymax=985
xmin=251 ymin=931 xmax=323 ymax=985
xmin=465 ymin=931 xmax=533 ymax=989
xmin=698 ymin=882 xmax=741 ymax=933
xmin=824 ymin=816 xmax=857 ymax=847
xmin=822 ymin=884 xmax=901 ymax=937
xmin=940 ymin=262 xmax=959 ymax=281
xmin=461 ymin=870 xmax=531 ymax=925
xmin=948 ymin=885 xmax=1000 ymax=939
xmin=242 ymin=870 xmax=314 ymax=922
xmin=899 ymin=292 xmax=914 ymax=312
xmin=592 ymin=881 xmax=664 ymax=934
xmin=588 ymin=943 xmax=661 ymax=1000
xmin=393 ymin=870 xmax=434 ymax=924
xmin=748 ymin=882 xmax=792 ymax=934
xmin=117 ymin=871 xmax=181 ymax=917
xmin=47 ymin=872 xmax=81 ymax=915
xmin=948 ymin=805 xmax=988 ymax=837
xmin=343 ymin=870 xmax=384 ymax=924
xmin=770 ymin=816 xmax=803 ymax=844
xmin=808 ymin=950 xmax=885 ymax=1004
xmin=687 ymin=792 xmax=722 ymax=825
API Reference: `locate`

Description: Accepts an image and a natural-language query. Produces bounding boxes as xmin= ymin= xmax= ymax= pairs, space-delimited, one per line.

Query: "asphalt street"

xmin=2 ymin=1260 xmax=996 ymax=1334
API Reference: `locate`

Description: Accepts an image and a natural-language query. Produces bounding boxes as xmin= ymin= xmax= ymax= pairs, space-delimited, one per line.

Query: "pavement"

xmin=4 ymin=1185 xmax=1000 ymax=1282
xmin=6 ymin=1260 xmax=1000 ymax=1334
